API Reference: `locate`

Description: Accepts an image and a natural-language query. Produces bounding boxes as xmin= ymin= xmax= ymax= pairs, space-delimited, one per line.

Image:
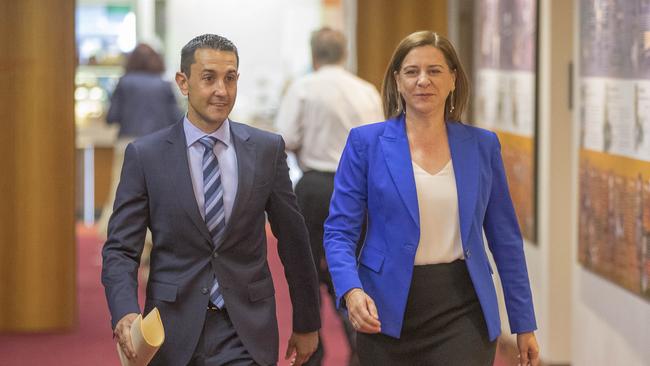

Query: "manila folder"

xmin=117 ymin=307 xmax=165 ymax=366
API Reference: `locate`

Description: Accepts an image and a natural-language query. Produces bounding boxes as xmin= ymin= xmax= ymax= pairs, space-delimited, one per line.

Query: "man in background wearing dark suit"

xmin=102 ymin=34 xmax=320 ymax=366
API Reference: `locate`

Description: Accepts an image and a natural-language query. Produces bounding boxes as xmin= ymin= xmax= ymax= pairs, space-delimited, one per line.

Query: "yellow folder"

xmin=117 ymin=308 xmax=165 ymax=366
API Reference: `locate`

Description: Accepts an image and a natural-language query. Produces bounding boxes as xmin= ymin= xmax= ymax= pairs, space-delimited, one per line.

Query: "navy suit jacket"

xmin=102 ymin=120 xmax=320 ymax=366
xmin=324 ymin=114 xmax=537 ymax=340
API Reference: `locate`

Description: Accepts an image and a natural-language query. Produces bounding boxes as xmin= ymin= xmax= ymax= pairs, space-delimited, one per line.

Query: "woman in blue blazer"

xmin=324 ymin=31 xmax=540 ymax=365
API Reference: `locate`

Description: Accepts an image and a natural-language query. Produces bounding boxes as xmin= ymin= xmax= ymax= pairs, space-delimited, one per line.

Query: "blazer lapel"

xmin=447 ymin=121 xmax=479 ymax=248
xmin=165 ymin=122 xmax=214 ymax=245
xmin=216 ymin=121 xmax=255 ymax=250
xmin=379 ymin=115 xmax=420 ymax=228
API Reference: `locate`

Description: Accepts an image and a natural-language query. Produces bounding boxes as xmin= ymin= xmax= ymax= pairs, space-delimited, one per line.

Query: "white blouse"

xmin=412 ymin=160 xmax=465 ymax=265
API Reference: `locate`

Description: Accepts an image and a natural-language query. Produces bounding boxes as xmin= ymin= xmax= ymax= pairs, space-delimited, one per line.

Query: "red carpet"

xmin=266 ymin=226 xmax=349 ymax=366
xmin=0 ymin=225 xmax=349 ymax=366
xmin=0 ymin=225 xmax=512 ymax=366
xmin=0 ymin=225 xmax=121 ymax=366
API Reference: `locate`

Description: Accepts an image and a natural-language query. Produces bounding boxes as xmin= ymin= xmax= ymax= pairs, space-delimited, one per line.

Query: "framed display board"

xmin=474 ymin=0 xmax=539 ymax=243
xmin=578 ymin=0 xmax=650 ymax=300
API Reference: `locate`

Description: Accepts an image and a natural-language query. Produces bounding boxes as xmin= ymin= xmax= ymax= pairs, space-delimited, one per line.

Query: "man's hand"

xmin=516 ymin=332 xmax=540 ymax=366
xmin=284 ymin=330 xmax=318 ymax=366
xmin=344 ymin=288 xmax=381 ymax=334
xmin=114 ymin=313 xmax=139 ymax=360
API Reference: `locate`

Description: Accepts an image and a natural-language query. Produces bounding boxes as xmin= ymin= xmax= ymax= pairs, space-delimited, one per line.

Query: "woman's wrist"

xmin=344 ymin=287 xmax=363 ymax=303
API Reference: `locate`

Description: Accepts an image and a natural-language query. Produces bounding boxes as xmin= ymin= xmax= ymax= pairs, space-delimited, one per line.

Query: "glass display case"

xmin=75 ymin=3 xmax=136 ymax=222
xmin=75 ymin=4 xmax=135 ymax=128
xmin=75 ymin=65 xmax=122 ymax=128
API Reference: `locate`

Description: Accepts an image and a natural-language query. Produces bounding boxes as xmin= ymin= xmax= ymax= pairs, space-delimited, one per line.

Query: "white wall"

xmin=571 ymin=269 xmax=650 ymax=365
xmin=164 ymin=0 xmax=322 ymax=129
xmin=535 ymin=0 xmax=575 ymax=363
xmin=135 ymin=0 xmax=157 ymax=46
xmin=570 ymin=1 xmax=650 ymax=365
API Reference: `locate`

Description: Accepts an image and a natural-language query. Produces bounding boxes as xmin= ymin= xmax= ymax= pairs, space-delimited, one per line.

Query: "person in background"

xmin=102 ymin=34 xmax=320 ymax=366
xmin=107 ymin=43 xmax=181 ymax=139
xmin=275 ymin=27 xmax=383 ymax=366
xmin=324 ymin=31 xmax=540 ymax=365
xmin=98 ymin=43 xmax=181 ymax=247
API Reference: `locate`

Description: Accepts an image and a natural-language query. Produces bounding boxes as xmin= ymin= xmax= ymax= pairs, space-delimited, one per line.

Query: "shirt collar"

xmin=183 ymin=115 xmax=232 ymax=148
xmin=318 ymin=64 xmax=345 ymax=73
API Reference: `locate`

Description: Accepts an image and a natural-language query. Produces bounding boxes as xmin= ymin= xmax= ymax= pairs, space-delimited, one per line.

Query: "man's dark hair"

xmin=180 ymin=34 xmax=239 ymax=76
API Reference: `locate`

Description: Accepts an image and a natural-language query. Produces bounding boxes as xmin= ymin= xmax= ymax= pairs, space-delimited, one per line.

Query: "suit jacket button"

xmin=201 ymin=287 xmax=209 ymax=295
xmin=212 ymin=252 xmax=218 ymax=258
xmin=465 ymin=249 xmax=471 ymax=258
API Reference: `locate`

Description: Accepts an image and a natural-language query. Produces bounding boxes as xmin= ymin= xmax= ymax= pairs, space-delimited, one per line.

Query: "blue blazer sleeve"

xmin=483 ymin=133 xmax=537 ymax=333
xmin=324 ymin=128 xmax=368 ymax=307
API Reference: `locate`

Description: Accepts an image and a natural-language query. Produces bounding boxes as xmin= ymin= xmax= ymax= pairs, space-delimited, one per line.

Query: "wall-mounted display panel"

xmin=578 ymin=0 xmax=650 ymax=300
xmin=474 ymin=0 xmax=538 ymax=243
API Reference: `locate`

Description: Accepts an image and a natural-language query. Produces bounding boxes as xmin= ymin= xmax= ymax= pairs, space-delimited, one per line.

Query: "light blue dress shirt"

xmin=183 ymin=116 xmax=238 ymax=224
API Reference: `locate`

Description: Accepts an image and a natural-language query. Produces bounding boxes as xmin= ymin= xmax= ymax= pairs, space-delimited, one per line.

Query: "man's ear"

xmin=175 ymin=72 xmax=189 ymax=96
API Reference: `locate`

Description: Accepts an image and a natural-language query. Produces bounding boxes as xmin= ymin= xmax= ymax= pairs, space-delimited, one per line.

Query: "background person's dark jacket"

xmin=107 ymin=72 xmax=181 ymax=138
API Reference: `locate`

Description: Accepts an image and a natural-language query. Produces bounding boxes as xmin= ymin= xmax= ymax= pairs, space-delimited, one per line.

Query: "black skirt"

xmin=357 ymin=260 xmax=496 ymax=366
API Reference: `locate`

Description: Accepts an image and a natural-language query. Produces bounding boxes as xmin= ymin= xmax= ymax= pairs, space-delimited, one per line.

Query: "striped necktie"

xmin=199 ymin=136 xmax=225 ymax=308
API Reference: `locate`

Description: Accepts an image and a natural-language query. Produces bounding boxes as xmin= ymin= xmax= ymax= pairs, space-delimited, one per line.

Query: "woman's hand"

xmin=516 ymin=332 xmax=540 ymax=366
xmin=344 ymin=288 xmax=381 ymax=333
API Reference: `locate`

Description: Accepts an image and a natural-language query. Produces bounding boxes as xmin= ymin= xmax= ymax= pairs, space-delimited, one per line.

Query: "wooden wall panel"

xmin=0 ymin=0 xmax=76 ymax=331
xmin=357 ymin=0 xmax=448 ymax=91
xmin=94 ymin=147 xmax=115 ymax=209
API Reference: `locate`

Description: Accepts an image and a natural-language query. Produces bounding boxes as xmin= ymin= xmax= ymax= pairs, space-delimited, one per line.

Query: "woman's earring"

xmin=449 ymin=90 xmax=455 ymax=113
xmin=398 ymin=93 xmax=404 ymax=113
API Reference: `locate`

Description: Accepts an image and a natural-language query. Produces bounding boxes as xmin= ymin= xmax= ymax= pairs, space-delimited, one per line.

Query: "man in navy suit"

xmin=102 ymin=34 xmax=320 ymax=366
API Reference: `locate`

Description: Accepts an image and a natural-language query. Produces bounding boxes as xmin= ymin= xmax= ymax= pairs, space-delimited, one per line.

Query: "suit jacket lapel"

xmin=216 ymin=121 xmax=255 ymax=250
xmin=447 ymin=121 xmax=479 ymax=248
xmin=379 ymin=115 xmax=420 ymax=228
xmin=165 ymin=122 xmax=213 ymax=245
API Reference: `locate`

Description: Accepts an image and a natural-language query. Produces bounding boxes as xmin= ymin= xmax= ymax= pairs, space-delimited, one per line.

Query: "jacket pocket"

xmin=359 ymin=246 xmax=385 ymax=273
xmin=147 ymin=281 xmax=178 ymax=302
xmin=248 ymin=276 xmax=275 ymax=302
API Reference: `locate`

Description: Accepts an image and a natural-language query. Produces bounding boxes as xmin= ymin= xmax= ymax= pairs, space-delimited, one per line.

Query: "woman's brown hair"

xmin=125 ymin=43 xmax=165 ymax=74
xmin=381 ymin=31 xmax=469 ymax=121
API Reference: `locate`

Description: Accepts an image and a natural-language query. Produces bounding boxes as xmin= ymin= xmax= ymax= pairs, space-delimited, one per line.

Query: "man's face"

xmin=176 ymin=48 xmax=239 ymax=132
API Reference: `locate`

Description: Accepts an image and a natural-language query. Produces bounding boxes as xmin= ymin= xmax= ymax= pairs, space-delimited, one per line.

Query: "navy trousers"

xmin=187 ymin=308 xmax=265 ymax=366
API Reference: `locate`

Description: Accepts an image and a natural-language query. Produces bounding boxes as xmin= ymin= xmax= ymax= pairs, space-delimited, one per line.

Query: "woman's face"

xmin=395 ymin=45 xmax=456 ymax=118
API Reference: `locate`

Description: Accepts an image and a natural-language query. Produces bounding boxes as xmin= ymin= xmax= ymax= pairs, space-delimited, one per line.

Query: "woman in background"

xmin=105 ymin=43 xmax=181 ymax=140
xmin=324 ymin=31 xmax=539 ymax=365
xmin=98 ymin=44 xmax=181 ymax=254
